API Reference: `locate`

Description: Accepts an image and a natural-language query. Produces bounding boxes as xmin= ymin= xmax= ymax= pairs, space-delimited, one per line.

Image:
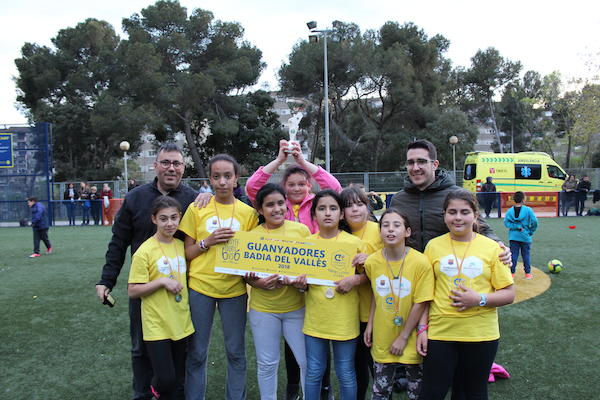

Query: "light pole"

xmin=120 ymin=141 xmax=130 ymax=194
xmin=449 ymin=136 xmax=459 ymax=182
xmin=307 ymin=21 xmax=332 ymax=172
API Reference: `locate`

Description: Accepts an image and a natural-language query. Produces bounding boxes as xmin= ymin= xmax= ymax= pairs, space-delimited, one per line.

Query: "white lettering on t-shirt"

xmin=157 ymin=256 xmax=187 ymax=276
xmin=205 ymin=216 xmax=241 ymax=233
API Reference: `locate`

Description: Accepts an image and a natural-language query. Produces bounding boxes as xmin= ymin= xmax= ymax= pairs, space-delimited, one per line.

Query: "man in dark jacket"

xmin=576 ymin=175 xmax=591 ymax=216
xmin=27 ymin=197 xmax=52 ymax=257
xmin=481 ymin=176 xmax=497 ymax=218
xmin=95 ymin=143 xmax=197 ymax=400
xmin=390 ymin=140 xmax=503 ymax=252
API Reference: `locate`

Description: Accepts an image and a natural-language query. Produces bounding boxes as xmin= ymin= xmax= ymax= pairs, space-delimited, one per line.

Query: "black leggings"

xmin=419 ymin=340 xmax=498 ymax=400
xmin=145 ymin=337 xmax=188 ymax=400
xmin=355 ymin=321 xmax=374 ymax=400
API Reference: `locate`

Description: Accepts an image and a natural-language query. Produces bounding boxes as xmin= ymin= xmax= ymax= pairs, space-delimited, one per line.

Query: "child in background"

xmin=245 ymin=183 xmax=311 ymax=400
xmin=363 ymin=208 xmax=434 ymax=400
xmin=341 ymin=186 xmax=384 ymax=400
xmin=128 ymin=196 xmax=194 ymax=400
xmin=504 ymin=191 xmax=538 ymax=279
xmin=27 ymin=197 xmax=52 ymax=257
xmin=303 ymin=189 xmax=368 ymax=400
xmin=419 ymin=189 xmax=514 ymax=400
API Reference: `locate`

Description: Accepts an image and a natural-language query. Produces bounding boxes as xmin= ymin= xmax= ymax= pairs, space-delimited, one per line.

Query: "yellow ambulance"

xmin=462 ymin=151 xmax=567 ymax=192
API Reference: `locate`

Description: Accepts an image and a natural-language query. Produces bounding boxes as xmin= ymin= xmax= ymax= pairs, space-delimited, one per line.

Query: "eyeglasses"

xmin=157 ymin=160 xmax=184 ymax=168
xmin=406 ymin=158 xmax=434 ymax=167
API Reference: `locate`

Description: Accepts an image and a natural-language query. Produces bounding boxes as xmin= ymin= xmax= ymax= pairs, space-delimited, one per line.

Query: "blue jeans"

xmin=185 ymin=290 xmax=247 ymax=400
xmin=305 ymin=335 xmax=357 ymax=400
xmin=510 ymin=240 xmax=531 ymax=274
xmin=64 ymin=201 xmax=76 ymax=225
xmin=82 ymin=204 xmax=90 ymax=224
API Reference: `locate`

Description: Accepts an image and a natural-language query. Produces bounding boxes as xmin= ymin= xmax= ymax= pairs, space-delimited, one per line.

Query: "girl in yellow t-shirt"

xmin=303 ymin=189 xmax=368 ymax=400
xmin=128 ymin=196 xmax=194 ymax=400
xmin=244 ymin=183 xmax=311 ymax=400
xmin=340 ymin=186 xmax=384 ymax=399
xmin=179 ymin=154 xmax=258 ymax=399
xmin=363 ymin=208 xmax=434 ymax=400
xmin=419 ymin=189 xmax=515 ymax=400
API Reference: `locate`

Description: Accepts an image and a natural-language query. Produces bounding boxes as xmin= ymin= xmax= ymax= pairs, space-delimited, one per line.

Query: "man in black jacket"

xmin=390 ymin=140 xmax=504 ymax=251
xmin=95 ymin=143 xmax=197 ymax=400
xmin=576 ymin=175 xmax=591 ymax=216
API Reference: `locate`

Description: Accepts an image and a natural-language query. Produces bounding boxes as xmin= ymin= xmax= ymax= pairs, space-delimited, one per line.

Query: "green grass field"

xmin=1 ymin=217 xmax=599 ymax=399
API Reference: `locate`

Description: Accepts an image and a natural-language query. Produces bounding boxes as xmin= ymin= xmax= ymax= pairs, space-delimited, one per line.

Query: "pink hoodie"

xmin=245 ymin=166 xmax=342 ymax=233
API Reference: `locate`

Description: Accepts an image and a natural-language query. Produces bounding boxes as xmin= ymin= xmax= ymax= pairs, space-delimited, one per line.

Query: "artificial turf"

xmin=0 ymin=216 xmax=598 ymax=399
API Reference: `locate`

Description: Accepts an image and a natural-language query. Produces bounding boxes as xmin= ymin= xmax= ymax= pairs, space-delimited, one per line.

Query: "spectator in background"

xmin=63 ymin=182 xmax=79 ymax=226
xmin=199 ymin=180 xmax=213 ymax=194
xmin=561 ymin=175 xmax=578 ymax=216
xmin=481 ymin=176 xmax=497 ymax=218
xmin=576 ymin=175 xmax=591 ymax=216
xmin=128 ymin=178 xmax=138 ymax=192
xmin=27 ymin=197 xmax=52 ymax=257
xmin=351 ymin=183 xmax=384 ymax=222
xmin=234 ymin=182 xmax=252 ymax=206
xmin=79 ymin=182 xmax=91 ymax=225
xmin=89 ymin=186 xmax=102 ymax=225
xmin=102 ymin=183 xmax=113 ymax=225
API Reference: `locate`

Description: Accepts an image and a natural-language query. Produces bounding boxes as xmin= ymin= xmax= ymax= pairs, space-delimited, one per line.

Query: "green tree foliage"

xmin=459 ymin=48 xmax=522 ymax=152
xmin=279 ymin=21 xmax=473 ymax=171
xmin=15 ymin=1 xmax=282 ymax=180
xmin=120 ymin=0 xmax=280 ymax=177
xmin=572 ymin=84 xmax=600 ymax=167
xmin=497 ymin=71 xmax=543 ymax=152
xmin=15 ymin=19 xmax=146 ymax=181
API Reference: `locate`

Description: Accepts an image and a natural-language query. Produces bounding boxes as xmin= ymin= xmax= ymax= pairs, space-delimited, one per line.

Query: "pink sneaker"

xmin=151 ymin=385 xmax=160 ymax=399
xmin=525 ymin=273 xmax=533 ymax=280
xmin=29 ymin=253 xmax=41 ymax=258
xmin=46 ymin=247 xmax=53 ymax=254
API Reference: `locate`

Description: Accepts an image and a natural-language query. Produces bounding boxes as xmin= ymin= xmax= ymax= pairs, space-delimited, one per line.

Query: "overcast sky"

xmin=2 ymin=0 xmax=599 ymax=125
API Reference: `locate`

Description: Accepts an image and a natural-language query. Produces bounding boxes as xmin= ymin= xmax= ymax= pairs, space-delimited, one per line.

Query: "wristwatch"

xmin=479 ymin=293 xmax=487 ymax=307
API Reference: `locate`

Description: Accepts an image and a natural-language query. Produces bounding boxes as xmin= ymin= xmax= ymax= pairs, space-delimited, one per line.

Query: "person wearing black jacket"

xmin=481 ymin=176 xmax=497 ymax=218
xmin=63 ymin=182 xmax=79 ymax=225
xmin=576 ymin=175 xmax=591 ymax=216
xmin=95 ymin=143 xmax=197 ymax=400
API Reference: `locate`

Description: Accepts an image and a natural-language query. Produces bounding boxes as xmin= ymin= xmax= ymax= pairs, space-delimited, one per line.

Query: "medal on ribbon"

xmin=325 ymin=287 xmax=335 ymax=299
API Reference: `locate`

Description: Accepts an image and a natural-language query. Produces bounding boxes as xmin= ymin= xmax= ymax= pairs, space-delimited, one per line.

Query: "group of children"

xmin=127 ymin=139 xmax=516 ymax=400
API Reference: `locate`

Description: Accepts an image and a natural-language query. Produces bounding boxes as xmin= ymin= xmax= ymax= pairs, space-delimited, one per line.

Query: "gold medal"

xmin=325 ymin=287 xmax=335 ymax=299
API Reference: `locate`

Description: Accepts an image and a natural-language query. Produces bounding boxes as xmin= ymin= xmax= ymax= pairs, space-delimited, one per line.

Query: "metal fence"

xmin=4 ymin=168 xmax=600 ymax=225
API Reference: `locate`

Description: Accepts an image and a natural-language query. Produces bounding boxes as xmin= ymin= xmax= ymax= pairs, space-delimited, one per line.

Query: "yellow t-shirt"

xmin=364 ymin=248 xmax=434 ymax=364
xmin=352 ymin=221 xmax=384 ymax=322
xmin=249 ymin=221 xmax=312 ymax=313
xmin=303 ymin=230 xmax=367 ymax=341
xmin=128 ymin=237 xmax=195 ymax=341
xmin=424 ymin=233 xmax=514 ymax=342
xmin=179 ymin=198 xmax=258 ymax=298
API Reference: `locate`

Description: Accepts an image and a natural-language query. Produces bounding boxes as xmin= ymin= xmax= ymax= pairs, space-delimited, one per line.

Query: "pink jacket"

xmin=245 ymin=166 xmax=342 ymax=233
